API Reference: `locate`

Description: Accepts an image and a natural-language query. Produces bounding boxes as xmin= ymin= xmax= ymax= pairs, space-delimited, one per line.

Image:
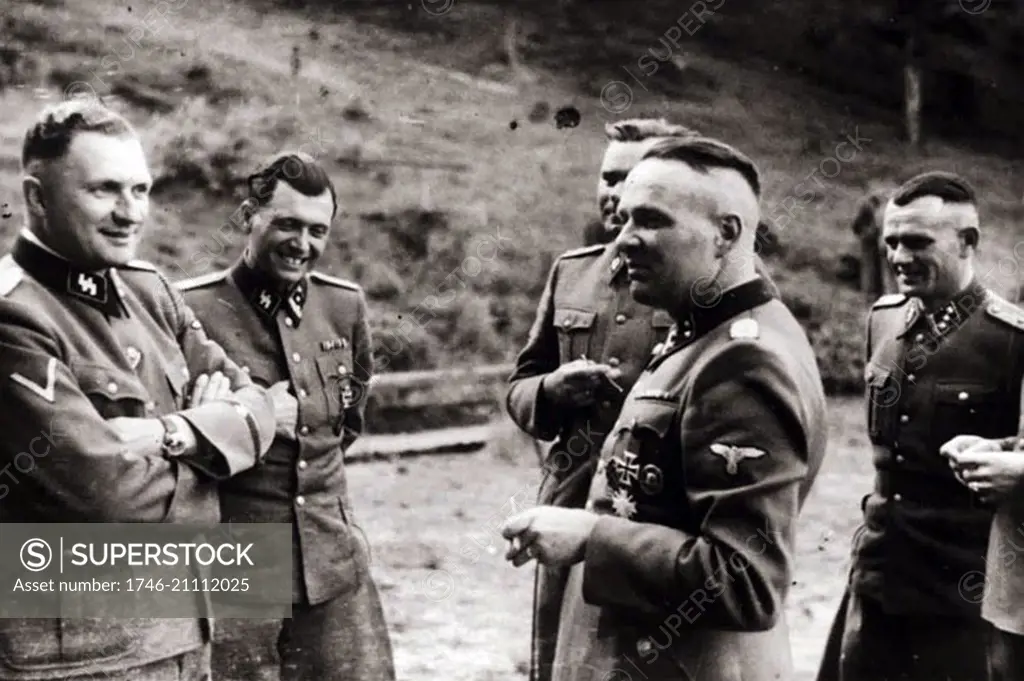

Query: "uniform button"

xmin=893 ymin=493 xmax=902 ymax=502
xmin=292 ymin=352 xmax=301 ymax=362
xmin=297 ymin=460 xmax=308 ymax=470
xmin=958 ymin=391 xmax=969 ymax=401
xmin=285 ymin=317 xmax=294 ymax=328
xmin=615 ymin=314 xmax=627 ymax=324
xmin=914 ymin=333 xmax=924 ymax=342
xmin=895 ymin=454 xmax=905 ymax=463
xmin=900 ymin=414 xmax=909 ymax=424
xmin=299 ymin=425 xmax=310 ymax=436
xmin=107 ymin=382 xmax=118 ymax=393
xmin=298 ymin=388 xmax=308 ymax=398
xmin=296 ymin=496 xmax=306 ymax=507
xmin=241 ymin=365 xmax=250 ymax=373
xmin=937 ymin=322 xmax=947 ymax=330
xmin=562 ymin=320 xmax=572 ymax=329
xmin=337 ymin=365 xmax=348 ymax=375
xmin=190 ymin=320 xmax=202 ymax=330
xmin=607 ymin=357 xmax=621 ymax=367
xmin=907 ymin=374 xmax=915 ymax=382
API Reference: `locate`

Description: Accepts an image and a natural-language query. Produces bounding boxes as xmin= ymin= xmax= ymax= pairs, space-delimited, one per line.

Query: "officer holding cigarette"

xmin=817 ymin=171 xmax=1024 ymax=681
xmin=503 ymin=135 xmax=827 ymax=681
xmin=505 ymin=118 xmax=693 ymax=681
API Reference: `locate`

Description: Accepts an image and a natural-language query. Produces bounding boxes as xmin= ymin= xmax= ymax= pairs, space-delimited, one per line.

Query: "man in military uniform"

xmin=0 ymin=99 xmax=276 ymax=680
xmin=942 ymin=427 xmax=1024 ymax=681
xmin=176 ymin=151 xmax=394 ymax=681
xmin=502 ymin=136 xmax=828 ymax=681
xmin=506 ymin=117 xmax=696 ymax=681
xmin=816 ymin=171 xmax=1024 ymax=681
xmin=508 ymin=118 xmax=782 ymax=681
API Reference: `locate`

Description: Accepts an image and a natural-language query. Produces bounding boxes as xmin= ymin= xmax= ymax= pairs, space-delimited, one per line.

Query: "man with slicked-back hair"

xmin=818 ymin=171 xmax=1024 ymax=681
xmin=177 ymin=151 xmax=395 ymax=681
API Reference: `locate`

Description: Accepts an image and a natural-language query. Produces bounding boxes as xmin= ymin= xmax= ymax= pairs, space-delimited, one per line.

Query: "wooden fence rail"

xmin=348 ymin=363 xmax=521 ymax=462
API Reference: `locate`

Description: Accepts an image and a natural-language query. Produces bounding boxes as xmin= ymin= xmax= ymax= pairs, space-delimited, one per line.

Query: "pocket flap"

xmin=625 ymin=399 xmax=678 ymax=438
xmin=72 ymin=362 xmax=149 ymax=401
xmin=554 ymin=308 xmax=596 ymax=331
xmin=935 ymin=383 xmax=998 ymax=405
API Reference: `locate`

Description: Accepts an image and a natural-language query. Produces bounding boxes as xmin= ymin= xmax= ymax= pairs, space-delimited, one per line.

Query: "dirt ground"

xmin=214 ymin=395 xmax=870 ymax=680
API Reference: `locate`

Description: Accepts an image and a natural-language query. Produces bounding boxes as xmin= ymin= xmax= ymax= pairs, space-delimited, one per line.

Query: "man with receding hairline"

xmin=0 ymin=98 xmax=276 ymax=681
xmin=817 ymin=171 xmax=1024 ymax=681
xmin=502 ymin=135 xmax=827 ymax=681
xmin=177 ymin=151 xmax=395 ymax=681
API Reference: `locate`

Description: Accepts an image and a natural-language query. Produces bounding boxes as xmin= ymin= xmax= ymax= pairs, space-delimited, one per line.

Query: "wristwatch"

xmin=159 ymin=416 xmax=188 ymax=458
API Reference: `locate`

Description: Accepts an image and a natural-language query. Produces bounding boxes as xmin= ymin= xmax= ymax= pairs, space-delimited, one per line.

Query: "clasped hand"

xmin=940 ymin=434 xmax=1024 ymax=505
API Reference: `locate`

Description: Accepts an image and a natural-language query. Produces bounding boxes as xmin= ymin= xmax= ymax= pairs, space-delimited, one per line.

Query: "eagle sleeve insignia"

xmin=709 ymin=443 xmax=767 ymax=474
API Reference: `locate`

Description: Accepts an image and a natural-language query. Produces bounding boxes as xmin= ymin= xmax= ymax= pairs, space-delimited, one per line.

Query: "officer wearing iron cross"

xmin=503 ymin=135 xmax=827 ymax=681
xmin=176 ymin=151 xmax=394 ymax=681
xmin=0 ymin=98 xmax=276 ymax=681
xmin=505 ymin=118 xmax=783 ymax=681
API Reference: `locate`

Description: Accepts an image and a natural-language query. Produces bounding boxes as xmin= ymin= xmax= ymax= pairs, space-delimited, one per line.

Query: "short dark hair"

xmin=641 ymin=136 xmax=761 ymax=197
xmin=604 ymin=118 xmax=699 ymax=142
xmin=22 ymin=98 xmax=135 ymax=173
xmin=891 ymin=171 xmax=976 ymax=207
xmin=246 ymin=151 xmax=337 ymax=218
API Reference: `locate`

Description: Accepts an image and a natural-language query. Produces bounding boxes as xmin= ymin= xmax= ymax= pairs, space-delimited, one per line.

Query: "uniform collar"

xmin=650 ymin=277 xmax=776 ymax=362
xmin=11 ymin=235 xmax=127 ymax=317
xmin=899 ymin=278 xmax=987 ymax=340
xmin=229 ymin=258 xmax=308 ymax=329
xmin=603 ymin=247 xmax=627 ymax=285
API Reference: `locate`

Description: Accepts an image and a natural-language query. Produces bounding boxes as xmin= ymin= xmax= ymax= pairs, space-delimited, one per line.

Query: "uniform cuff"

xmin=164 ymin=464 xmax=220 ymax=524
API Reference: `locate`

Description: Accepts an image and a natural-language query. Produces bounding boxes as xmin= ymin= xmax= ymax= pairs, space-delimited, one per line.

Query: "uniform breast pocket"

xmin=72 ymin=362 xmax=151 ymax=419
xmin=315 ymin=349 xmax=363 ymax=428
xmin=934 ymin=382 xmax=1003 ymax=443
xmin=553 ymin=308 xmax=596 ymax=364
xmin=607 ymin=400 xmax=678 ymax=502
xmin=865 ymin=365 xmax=900 ymax=441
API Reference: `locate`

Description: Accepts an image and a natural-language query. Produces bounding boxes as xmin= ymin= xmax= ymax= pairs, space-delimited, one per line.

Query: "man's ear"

xmin=22 ymin=176 xmax=45 ymax=217
xmin=719 ymin=214 xmax=743 ymax=242
xmin=239 ymin=199 xmax=258 ymax=234
xmin=958 ymin=227 xmax=979 ymax=256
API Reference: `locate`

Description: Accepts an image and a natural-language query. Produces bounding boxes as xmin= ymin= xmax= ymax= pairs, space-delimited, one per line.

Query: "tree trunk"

xmin=904 ymin=32 xmax=922 ymax=146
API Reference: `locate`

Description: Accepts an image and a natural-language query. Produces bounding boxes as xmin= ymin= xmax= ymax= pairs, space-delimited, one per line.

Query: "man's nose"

xmin=112 ymin=195 xmax=145 ymax=226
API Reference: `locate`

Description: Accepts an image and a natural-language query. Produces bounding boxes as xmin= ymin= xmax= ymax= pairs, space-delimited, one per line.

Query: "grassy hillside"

xmin=3 ymin=0 xmax=1024 ymax=403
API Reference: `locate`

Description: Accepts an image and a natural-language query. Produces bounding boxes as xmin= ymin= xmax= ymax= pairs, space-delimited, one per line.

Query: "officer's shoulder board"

xmin=175 ymin=269 xmax=229 ymax=292
xmin=870 ymin=293 xmax=908 ymax=310
xmin=0 ymin=255 xmax=25 ymax=297
xmin=984 ymin=293 xmax=1024 ymax=332
xmin=310 ymin=271 xmax=361 ymax=292
xmin=558 ymin=244 xmax=606 ymax=261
